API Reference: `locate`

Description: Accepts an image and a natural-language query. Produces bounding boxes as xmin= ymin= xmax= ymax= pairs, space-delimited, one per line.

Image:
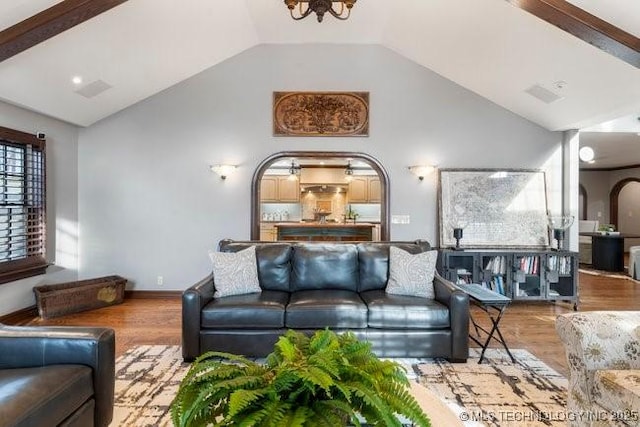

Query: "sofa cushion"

xmin=286 ymin=290 xmax=367 ymax=328
xmin=0 ymin=365 xmax=93 ymax=427
xmin=361 ymin=290 xmax=450 ymax=329
xmin=209 ymin=246 xmax=261 ymax=297
xmin=219 ymin=242 xmax=293 ymax=292
xmin=386 ymin=247 xmax=437 ymax=298
xmin=357 ymin=242 xmax=430 ymax=292
xmin=291 ymin=244 xmax=358 ymax=291
xmin=201 ymin=290 xmax=289 ymax=329
xmin=593 ymin=369 xmax=640 ymax=417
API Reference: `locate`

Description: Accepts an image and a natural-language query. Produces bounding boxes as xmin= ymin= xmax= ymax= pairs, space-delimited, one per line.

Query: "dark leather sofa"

xmin=183 ymin=239 xmax=469 ymax=362
xmin=0 ymin=324 xmax=115 ymax=427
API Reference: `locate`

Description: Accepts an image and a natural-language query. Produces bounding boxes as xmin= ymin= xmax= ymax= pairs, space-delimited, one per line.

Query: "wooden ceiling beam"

xmin=507 ymin=0 xmax=640 ymax=68
xmin=0 ymin=0 xmax=128 ymax=63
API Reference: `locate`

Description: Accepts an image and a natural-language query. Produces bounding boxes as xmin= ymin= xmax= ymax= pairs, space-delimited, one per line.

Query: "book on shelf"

xmin=485 ymin=256 xmax=507 ymax=275
xmin=518 ymin=255 xmax=540 ymax=275
xmin=548 ymin=255 xmax=572 ymax=275
xmin=484 ymin=275 xmax=506 ymax=295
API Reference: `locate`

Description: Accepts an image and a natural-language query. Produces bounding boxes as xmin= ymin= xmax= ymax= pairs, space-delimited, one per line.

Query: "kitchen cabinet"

xmin=348 ymin=176 xmax=380 ymax=203
xmin=277 ymin=176 xmax=300 ymax=202
xmin=368 ymin=177 xmax=381 ymax=202
xmin=260 ymin=175 xmax=300 ymax=203
xmin=260 ymin=223 xmax=277 ymax=241
xmin=260 ymin=177 xmax=278 ymax=202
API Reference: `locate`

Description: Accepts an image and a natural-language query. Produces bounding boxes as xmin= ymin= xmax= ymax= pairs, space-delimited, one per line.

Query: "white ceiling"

xmin=0 ymin=0 xmax=639 ymax=167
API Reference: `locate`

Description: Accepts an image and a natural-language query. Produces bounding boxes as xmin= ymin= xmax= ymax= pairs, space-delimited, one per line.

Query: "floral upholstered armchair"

xmin=556 ymin=311 xmax=640 ymax=427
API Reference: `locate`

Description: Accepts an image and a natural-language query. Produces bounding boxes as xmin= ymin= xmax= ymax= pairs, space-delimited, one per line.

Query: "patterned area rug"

xmin=579 ymin=267 xmax=640 ymax=283
xmin=111 ymin=346 xmax=567 ymax=427
xmin=415 ymin=349 xmax=567 ymax=427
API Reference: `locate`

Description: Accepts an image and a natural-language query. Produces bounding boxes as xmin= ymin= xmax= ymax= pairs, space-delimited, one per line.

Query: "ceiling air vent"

xmin=524 ymin=84 xmax=564 ymax=104
xmin=74 ymin=80 xmax=112 ymax=98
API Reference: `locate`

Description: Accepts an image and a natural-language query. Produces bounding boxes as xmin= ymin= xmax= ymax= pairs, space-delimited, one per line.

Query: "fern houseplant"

xmin=170 ymin=329 xmax=431 ymax=427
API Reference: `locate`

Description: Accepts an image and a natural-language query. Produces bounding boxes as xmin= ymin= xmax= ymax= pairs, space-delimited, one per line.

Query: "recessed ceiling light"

xmin=72 ymin=76 xmax=83 ymax=85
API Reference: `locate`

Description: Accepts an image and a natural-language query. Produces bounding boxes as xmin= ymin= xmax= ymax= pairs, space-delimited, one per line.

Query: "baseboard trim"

xmin=125 ymin=290 xmax=181 ymax=299
xmin=0 ymin=305 xmax=38 ymax=325
xmin=1 ymin=292 xmax=180 ymax=324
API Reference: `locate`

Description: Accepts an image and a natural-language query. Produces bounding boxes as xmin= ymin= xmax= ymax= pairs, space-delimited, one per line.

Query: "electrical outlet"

xmin=157 ymin=276 xmax=163 ymax=286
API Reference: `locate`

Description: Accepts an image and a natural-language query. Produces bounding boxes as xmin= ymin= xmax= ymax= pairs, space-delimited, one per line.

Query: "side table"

xmin=455 ymin=283 xmax=515 ymax=364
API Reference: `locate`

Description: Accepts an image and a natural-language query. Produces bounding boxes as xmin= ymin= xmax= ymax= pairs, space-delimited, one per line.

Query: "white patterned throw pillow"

xmin=386 ymin=247 xmax=437 ymax=298
xmin=209 ymin=246 xmax=261 ymax=298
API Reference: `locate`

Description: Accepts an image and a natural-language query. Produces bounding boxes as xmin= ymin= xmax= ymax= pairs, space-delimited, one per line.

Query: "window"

xmin=0 ymin=126 xmax=47 ymax=284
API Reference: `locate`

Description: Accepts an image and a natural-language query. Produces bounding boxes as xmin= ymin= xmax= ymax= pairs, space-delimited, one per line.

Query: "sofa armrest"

xmin=556 ymin=311 xmax=640 ymax=413
xmin=434 ymin=273 xmax=469 ymax=361
xmin=0 ymin=325 xmax=115 ymax=427
xmin=182 ymin=273 xmax=214 ymax=361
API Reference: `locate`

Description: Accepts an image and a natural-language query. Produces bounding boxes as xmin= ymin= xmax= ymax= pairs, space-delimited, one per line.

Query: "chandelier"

xmin=284 ymin=0 xmax=357 ymax=22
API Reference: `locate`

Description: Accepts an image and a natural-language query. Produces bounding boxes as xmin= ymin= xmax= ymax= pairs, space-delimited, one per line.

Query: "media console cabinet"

xmin=437 ymin=249 xmax=578 ymax=310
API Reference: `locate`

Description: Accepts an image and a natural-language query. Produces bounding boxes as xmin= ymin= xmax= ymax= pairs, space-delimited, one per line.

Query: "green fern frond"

xmin=228 ymin=389 xmax=265 ymax=418
xmin=298 ymin=365 xmax=335 ymax=393
xmin=348 ymin=381 xmax=402 ymax=427
xmin=279 ymin=406 xmax=312 ymax=427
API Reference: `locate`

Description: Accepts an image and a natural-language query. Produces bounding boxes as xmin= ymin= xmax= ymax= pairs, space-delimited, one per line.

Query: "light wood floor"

xmin=26 ymin=269 xmax=640 ymax=377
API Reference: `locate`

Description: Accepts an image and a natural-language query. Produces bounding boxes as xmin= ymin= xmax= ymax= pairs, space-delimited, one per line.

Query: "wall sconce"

xmin=408 ymin=165 xmax=435 ymax=181
xmin=210 ymin=164 xmax=237 ymax=180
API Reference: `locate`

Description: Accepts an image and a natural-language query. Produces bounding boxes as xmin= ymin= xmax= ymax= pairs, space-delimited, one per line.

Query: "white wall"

xmin=78 ymin=44 xmax=563 ymax=291
xmin=0 ymin=101 xmax=79 ymax=316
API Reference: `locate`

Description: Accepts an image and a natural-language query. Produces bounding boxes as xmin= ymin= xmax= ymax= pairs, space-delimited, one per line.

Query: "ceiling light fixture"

xmin=344 ymin=161 xmax=354 ymax=182
xmin=285 ymin=0 xmax=356 ymax=22
xmin=288 ymin=160 xmax=301 ymax=181
xmin=71 ymin=76 xmax=83 ymax=85
xmin=579 ymin=146 xmax=595 ymax=162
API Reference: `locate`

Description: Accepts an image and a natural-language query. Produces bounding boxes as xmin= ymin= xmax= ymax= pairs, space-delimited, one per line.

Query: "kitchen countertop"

xmin=274 ymin=222 xmax=375 ymax=228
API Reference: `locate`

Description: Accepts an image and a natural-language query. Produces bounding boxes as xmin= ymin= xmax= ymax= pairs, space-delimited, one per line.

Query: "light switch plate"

xmin=391 ymin=215 xmax=410 ymax=224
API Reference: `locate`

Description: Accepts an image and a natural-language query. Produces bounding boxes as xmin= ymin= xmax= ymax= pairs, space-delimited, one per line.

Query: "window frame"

xmin=0 ymin=126 xmax=47 ymax=285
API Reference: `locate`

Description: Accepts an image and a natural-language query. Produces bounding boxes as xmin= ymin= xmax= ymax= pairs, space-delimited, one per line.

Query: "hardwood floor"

xmin=24 ymin=269 xmax=639 ymax=377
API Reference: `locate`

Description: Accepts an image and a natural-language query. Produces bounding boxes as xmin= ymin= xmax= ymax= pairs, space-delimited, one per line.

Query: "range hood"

xmin=300 ymin=184 xmax=348 ymax=194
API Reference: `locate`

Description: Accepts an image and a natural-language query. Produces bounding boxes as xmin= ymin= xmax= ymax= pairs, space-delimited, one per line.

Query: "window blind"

xmin=0 ymin=127 xmax=46 ymax=284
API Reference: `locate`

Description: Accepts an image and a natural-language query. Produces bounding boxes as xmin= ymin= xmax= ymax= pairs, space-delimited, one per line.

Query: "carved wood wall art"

xmin=273 ymin=92 xmax=369 ymax=136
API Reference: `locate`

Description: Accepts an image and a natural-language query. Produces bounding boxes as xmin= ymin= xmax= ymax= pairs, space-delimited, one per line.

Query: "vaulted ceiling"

xmin=0 ymin=0 xmax=639 ymax=137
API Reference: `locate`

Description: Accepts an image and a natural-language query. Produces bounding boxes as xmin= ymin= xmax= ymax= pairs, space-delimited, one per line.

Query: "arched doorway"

xmin=610 ymin=178 xmax=640 ymax=252
xmin=251 ymin=151 xmax=390 ymax=241
xmin=609 ymin=178 xmax=640 ymax=227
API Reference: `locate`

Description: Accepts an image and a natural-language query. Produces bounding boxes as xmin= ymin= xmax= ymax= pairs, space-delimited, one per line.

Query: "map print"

xmin=439 ymin=170 xmax=549 ymax=248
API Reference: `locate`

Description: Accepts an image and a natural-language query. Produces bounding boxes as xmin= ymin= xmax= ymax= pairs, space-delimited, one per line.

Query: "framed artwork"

xmin=273 ymin=91 xmax=369 ymax=136
xmin=438 ymin=169 xmax=549 ymax=249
